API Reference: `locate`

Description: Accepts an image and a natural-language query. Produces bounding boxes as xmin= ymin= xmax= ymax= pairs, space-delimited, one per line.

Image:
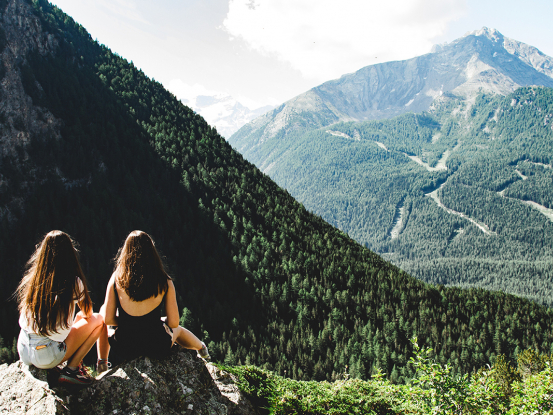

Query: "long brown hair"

xmin=17 ymin=230 xmax=92 ymax=336
xmin=113 ymin=231 xmax=171 ymax=302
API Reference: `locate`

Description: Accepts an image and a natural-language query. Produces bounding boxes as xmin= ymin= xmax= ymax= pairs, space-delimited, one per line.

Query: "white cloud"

xmin=166 ymin=79 xmax=226 ymax=106
xmin=235 ymin=94 xmax=280 ymax=109
xmin=167 ymin=79 xmax=275 ymax=110
xmin=96 ymin=0 xmax=150 ymax=25
xmin=223 ymin=0 xmax=467 ymax=82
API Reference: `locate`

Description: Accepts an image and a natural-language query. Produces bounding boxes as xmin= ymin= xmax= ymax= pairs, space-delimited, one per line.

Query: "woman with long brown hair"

xmin=97 ymin=230 xmax=208 ymax=369
xmin=16 ymin=230 xmax=106 ymax=385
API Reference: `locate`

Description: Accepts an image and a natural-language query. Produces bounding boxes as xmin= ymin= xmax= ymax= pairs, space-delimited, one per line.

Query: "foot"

xmin=96 ymin=359 xmax=111 ymax=374
xmin=198 ymin=342 xmax=210 ymax=360
xmin=78 ymin=362 xmax=92 ymax=377
xmin=58 ymin=365 xmax=94 ymax=385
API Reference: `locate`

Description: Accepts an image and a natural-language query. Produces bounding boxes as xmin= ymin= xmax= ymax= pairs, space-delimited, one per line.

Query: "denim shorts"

xmin=17 ymin=329 xmax=67 ymax=369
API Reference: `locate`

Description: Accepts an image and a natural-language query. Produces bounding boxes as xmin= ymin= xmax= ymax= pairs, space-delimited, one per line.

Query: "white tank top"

xmin=19 ymin=278 xmax=84 ymax=342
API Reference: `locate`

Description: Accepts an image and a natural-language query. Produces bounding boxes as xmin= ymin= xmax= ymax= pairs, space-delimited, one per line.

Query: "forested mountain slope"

xmin=229 ymin=29 xmax=553 ymax=307
xmin=231 ymin=89 xmax=553 ymax=307
xmin=0 ymin=0 xmax=552 ymax=382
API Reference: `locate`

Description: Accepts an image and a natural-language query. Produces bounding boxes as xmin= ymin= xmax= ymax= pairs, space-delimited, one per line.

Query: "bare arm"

xmin=165 ymin=280 xmax=180 ymax=328
xmin=101 ymin=274 xmax=119 ymax=326
xmin=77 ymin=278 xmax=93 ymax=318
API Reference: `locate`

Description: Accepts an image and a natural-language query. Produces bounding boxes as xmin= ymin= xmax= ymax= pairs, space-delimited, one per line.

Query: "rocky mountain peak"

xmin=432 ymin=27 xmax=503 ymax=52
xmin=230 ymin=27 xmax=553 ymax=149
xmin=466 ymin=26 xmax=503 ymax=42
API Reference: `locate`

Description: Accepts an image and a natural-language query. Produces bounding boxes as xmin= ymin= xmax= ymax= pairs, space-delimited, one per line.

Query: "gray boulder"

xmin=0 ymin=360 xmax=68 ymax=414
xmin=0 ymin=349 xmax=257 ymax=415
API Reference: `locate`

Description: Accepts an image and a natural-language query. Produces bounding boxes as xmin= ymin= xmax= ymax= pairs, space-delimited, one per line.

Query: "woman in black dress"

xmin=97 ymin=230 xmax=208 ymax=371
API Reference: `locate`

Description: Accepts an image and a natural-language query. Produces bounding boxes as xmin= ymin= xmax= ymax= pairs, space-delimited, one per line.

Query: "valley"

xmin=230 ymin=29 xmax=553 ymax=307
xmin=0 ymin=0 xmax=552 ymax=395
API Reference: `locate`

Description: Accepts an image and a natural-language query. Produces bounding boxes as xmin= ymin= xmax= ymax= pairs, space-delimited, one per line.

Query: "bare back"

xmin=115 ymin=284 xmax=166 ymax=317
xmin=103 ymin=274 xmax=179 ymax=328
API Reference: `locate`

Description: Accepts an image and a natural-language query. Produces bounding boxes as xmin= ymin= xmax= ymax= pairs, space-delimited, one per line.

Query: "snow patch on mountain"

xmin=189 ymin=94 xmax=273 ymax=138
xmin=166 ymin=81 xmax=274 ymax=139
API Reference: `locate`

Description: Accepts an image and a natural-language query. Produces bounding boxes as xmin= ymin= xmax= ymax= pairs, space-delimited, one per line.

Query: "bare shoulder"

xmin=109 ymin=273 xmax=117 ymax=286
xmin=166 ymin=279 xmax=177 ymax=299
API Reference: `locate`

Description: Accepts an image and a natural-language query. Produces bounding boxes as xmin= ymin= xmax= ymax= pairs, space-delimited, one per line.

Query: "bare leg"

xmin=159 ymin=317 xmax=202 ymax=350
xmin=63 ymin=313 xmax=104 ymax=367
xmin=175 ymin=326 xmax=202 ymax=350
xmin=96 ymin=305 xmax=110 ymax=361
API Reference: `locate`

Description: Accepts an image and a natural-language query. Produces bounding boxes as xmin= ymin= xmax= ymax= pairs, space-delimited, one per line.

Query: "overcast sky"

xmin=48 ymin=0 xmax=553 ymax=109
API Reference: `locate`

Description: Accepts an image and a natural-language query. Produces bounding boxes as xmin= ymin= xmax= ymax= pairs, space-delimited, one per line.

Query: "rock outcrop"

xmin=0 ymin=359 xmax=68 ymax=414
xmin=0 ymin=348 xmax=258 ymax=415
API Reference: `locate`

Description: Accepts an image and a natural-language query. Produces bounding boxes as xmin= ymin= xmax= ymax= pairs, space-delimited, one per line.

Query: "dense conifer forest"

xmin=1 ymin=0 xmax=552 ymax=386
xmin=231 ymin=88 xmax=553 ymax=307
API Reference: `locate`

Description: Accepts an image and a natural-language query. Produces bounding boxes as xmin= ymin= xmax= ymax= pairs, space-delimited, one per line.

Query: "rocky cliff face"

xmin=0 ymin=0 xmax=61 ymax=156
xmin=0 ymin=349 xmax=257 ymax=415
xmin=229 ymin=27 xmax=553 ymax=154
xmin=0 ymin=0 xmax=62 ymax=221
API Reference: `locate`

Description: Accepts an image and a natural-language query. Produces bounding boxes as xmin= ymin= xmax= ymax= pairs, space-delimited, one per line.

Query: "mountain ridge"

xmin=229 ymin=85 xmax=553 ymax=306
xmin=1 ymin=0 xmax=553 ymax=384
xmin=230 ymin=27 xmax=553 ymax=156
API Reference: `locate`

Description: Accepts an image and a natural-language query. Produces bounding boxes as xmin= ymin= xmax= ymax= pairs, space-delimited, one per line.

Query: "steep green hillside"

xmin=1 ymin=0 xmax=552 ymax=382
xmin=231 ymin=89 xmax=553 ymax=307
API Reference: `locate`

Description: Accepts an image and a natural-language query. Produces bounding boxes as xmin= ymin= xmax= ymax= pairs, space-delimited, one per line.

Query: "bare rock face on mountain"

xmin=230 ymin=27 xmax=553 ymax=154
xmin=0 ymin=0 xmax=61 ymax=156
xmin=0 ymin=0 xmax=62 ymax=222
xmin=0 ymin=349 xmax=257 ymax=415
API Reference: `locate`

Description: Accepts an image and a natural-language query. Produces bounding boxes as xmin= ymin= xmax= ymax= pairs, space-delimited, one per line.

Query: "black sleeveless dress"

xmin=108 ymin=285 xmax=173 ymax=364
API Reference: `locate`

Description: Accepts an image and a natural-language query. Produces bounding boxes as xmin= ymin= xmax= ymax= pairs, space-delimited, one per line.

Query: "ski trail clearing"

xmin=426 ymin=185 xmax=496 ymax=235
xmin=390 ymin=202 xmax=406 ymax=239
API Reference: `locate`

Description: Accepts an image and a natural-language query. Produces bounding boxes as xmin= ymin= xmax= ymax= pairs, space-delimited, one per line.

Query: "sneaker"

xmin=58 ymin=366 xmax=94 ymax=385
xmin=198 ymin=342 xmax=210 ymax=360
xmin=78 ymin=362 xmax=92 ymax=376
xmin=96 ymin=359 xmax=112 ymax=374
